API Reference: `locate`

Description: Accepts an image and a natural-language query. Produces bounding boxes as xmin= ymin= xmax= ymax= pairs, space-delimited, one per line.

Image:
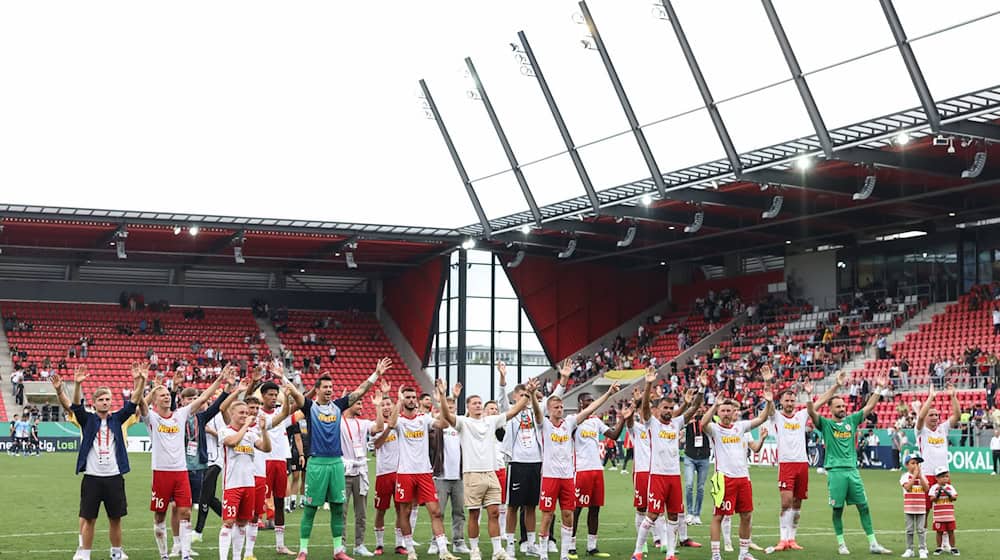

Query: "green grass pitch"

xmin=2 ymin=454 xmax=998 ymax=559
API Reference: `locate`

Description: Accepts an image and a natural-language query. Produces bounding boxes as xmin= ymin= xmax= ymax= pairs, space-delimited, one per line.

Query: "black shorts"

xmin=507 ymin=462 xmax=542 ymax=507
xmin=80 ymin=474 xmax=128 ymax=519
xmin=288 ymin=457 xmax=304 ymax=472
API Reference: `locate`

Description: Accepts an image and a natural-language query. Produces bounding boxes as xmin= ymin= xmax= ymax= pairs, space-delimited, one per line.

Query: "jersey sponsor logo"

xmin=720 ymin=435 xmax=741 ymax=444
xmin=783 ymin=422 xmax=801 ymax=430
xmin=234 ymin=444 xmax=254 ymax=454
xmin=639 ymin=431 xmax=648 ymax=440
xmin=926 ymin=436 xmax=946 ymax=445
xmin=157 ymin=424 xmax=180 ymax=434
xmin=384 ymin=433 xmax=397 ymax=442
xmin=832 ymin=430 xmax=853 ymax=439
xmin=657 ymin=430 xmax=677 ymax=440
xmin=578 ymin=430 xmax=598 ymax=439
xmin=549 ymin=433 xmax=570 ymax=443
xmin=317 ymin=413 xmax=339 ymax=423
xmin=404 ymin=430 xmax=425 ymax=439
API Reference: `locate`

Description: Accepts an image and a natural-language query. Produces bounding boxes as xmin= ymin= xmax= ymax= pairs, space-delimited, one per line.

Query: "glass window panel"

xmin=464 ymin=364 xmax=494 ymax=403
xmin=495 ymin=331 xmax=519 ymax=352
xmin=517 ymin=2 xmax=632 ymax=146
xmin=911 ymin=19 xmax=1000 ymax=101
xmin=468 ymin=249 xmax=493 ymax=265
xmin=670 ymin=0 xmax=790 ymax=102
xmin=448 ymin=297 xmax=459 ymax=331
xmin=644 ymin=108 xmax=725 ymax=173
xmin=584 ymin=0 xmax=705 ymax=125
xmin=521 ymin=153 xmax=591 ymax=209
xmin=494 ymin=262 xmax=517 ymax=299
xmin=717 ymin=82 xmax=815 ymax=154
xmin=895 ymin=0 xmax=999 ymax=39
xmin=495 ymin=298 xmax=520 ymax=332
xmin=467 ymin=297 xmax=492 ymax=331
xmin=466 ymin=330 xmax=491 ymax=348
xmin=467 ymin=262 xmax=493 ymax=297
xmin=773 ymin=0 xmax=895 ymax=74
xmin=578 ymin=132 xmax=654 ymax=193
xmin=473 ymin=170 xmax=531 ymax=221
xmin=808 ymin=49 xmax=918 ymax=131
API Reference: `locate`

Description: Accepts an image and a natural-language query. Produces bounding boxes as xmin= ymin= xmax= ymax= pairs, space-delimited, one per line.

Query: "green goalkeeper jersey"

xmin=815 ymin=411 xmax=864 ymax=469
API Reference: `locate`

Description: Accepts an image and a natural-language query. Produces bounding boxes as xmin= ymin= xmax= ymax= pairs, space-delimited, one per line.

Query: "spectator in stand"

xmin=328 ymin=346 xmax=337 ymax=363
xmin=876 ymin=334 xmax=888 ymax=360
xmin=990 ymin=428 xmax=1000 ymax=475
xmin=993 ymin=304 xmax=1000 ymax=335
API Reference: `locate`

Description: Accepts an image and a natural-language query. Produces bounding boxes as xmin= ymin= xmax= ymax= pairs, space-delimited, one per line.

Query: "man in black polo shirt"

xmin=683 ymin=405 xmax=711 ymax=526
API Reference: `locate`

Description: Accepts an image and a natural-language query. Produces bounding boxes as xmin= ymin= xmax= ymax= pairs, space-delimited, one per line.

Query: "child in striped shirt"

xmin=899 ymin=455 xmax=928 ymax=559
xmin=927 ymin=466 xmax=958 ymax=556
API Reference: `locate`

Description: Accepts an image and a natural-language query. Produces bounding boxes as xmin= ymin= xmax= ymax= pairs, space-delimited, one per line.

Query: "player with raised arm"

xmin=766 ymin=367 xmax=811 ymax=552
xmin=805 ymin=372 xmax=892 ymax=555
xmin=286 ymin=357 xmax=392 ymax=560
xmin=368 ymin=380 xmax=402 ymax=555
xmin=630 ymin=367 xmax=704 ymax=560
xmin=534 ymin=381 xmax=621 ymax=560
xmin=700 ymin=378 xmax=773 ymax=560
xmin=218 ymin=399 xmax=272 ymax=560
xmin=392 ymin=379 xmax=460 ymax=560
xmin=52 ymin=365 xmax=146 ymax=560
xmin=570 ymin=384 xmax=629 ymax=558
xmin=916 ymin=384 xmax=960 ymax=511
xmin=438 ymin=377 xmax=535 ymax=560
xmin=146 ymin=365 xmax=235 ymax=560
xmin=258 ymin=364 xmax=304 ymax=555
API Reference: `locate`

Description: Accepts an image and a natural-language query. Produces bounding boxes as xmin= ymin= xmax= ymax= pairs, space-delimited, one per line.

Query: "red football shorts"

xmin=778 ymin=462 xmax=809 ymax=500
xmin=395 ymin=473 xmax=438 ymax=505
xmin=932 ymin=520 xmax=956 ymax=532
xmin=574 ymin=469 xmax=605 ymax=507
xmin=633 ymin=471 xmax=650 ymax=509
xmin=222 ymin=486 xmax=255 ymax=522
xmin=647 ymin=474 xmax=684 ymax=515
xmin=150 ymin=470 xmax=192 ymax=512
xmin=714 ymin=476 xmax=753 ymax=516
xmin=925 ymin=475 xmax=937 ymax=511
xmin=254 ymin=477 xmax=268 ymax=516
xmin=540 ymin=477 xmax=575 ymax=512
xmin=374 ymin=473 xmax=397 ymax=511
xmin=495 ymin=468 xmax=507 ymax=504
xmin=266 ymin=460 xmax=288 ymax=499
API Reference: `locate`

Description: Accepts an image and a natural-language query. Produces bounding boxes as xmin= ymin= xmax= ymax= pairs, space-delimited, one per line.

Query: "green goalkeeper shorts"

xmin=303 ymin=456 xmax=346 ymax=507
xmin=826 ymin=467 xmax=867 ymax=508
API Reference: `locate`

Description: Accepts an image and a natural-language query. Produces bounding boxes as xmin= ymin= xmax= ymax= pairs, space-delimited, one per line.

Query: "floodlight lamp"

xmin=853 ymin=174 xmax=877 ymax=201
xmin=660 ymin=261 xmax=667 ymax=266
xmin=173 ymin=226 xmax=181 ymax=235
xmin=507 ymin=250 xmax=526 ymax=269
xmin=961 ymin=151 xmax=987 ymax=179
xmin=895 ymin=131 xmax=911 ymax=145
xmin=762 ymin=195 xmax=784 ymax=219
xmin=795 ymin=157 xmax=812 ymax=170
xmin=461 ymin=238 xmax=476 ymax=250
xmin=617 ymin=225 xmax=637 ymax=248
xmin=640 ymin=193 xmax=653 ymax=206
xmin=837 ymin=261 xmax=847 ymax=269
xmin=189 ymin=225 xmax=200 ymax=236
xmin=684 ymin=211 xmax=704 ymax=234
xmin=947 ymin=137 xmax=956 ymax=154
xmin=557 ymin=239 xmax=577 ymax=259
xmin=299 ymin=268 xmax=305 ymax=274
xmin=520 ymin=224 xmax=531 ymax=234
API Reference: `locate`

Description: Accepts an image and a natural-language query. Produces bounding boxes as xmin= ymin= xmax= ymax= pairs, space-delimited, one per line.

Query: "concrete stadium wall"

xmin=785 ymin=250 xmax=838 ymax=309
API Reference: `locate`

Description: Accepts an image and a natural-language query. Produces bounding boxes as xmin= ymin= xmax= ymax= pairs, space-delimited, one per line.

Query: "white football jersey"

xmin=648 ymin=415 xmax=685 ymax=475
xmin=574 ymin=416 xmax=609 ymax=472
xmin=375 ymin=426 xmax=400 ymax=476
xmin=541 ymin=416 xmax=577 ymax=479
xmin=630 ymin=421 xmax=652 ymax=474
xmin=221 ymin=426 xmax=259 ymax=490
xmin=395 ymin=414 xmax=434 ymax=475
xmin=261 ymin=407 xmax=293 ymax=460
xmin=770 ymin=409 xmax=809 ymax=463
xmin=146 ymin=406 xmax=192 ymax=471
xmin=709 ymin=420 xmax=751 ymax=478
xmin=918 ymin=419 xmax=951 ymax=475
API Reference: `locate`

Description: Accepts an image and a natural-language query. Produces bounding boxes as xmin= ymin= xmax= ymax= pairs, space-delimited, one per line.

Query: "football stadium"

xmin=2 ymin=2 xmax=1000 ymax=560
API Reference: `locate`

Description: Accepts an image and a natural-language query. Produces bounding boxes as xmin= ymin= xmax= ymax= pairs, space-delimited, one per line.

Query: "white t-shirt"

xmin=709 ymin=420 xmax=751 ymax=478
xmin=375 ymin=426 xmax=400 ymax=476
xmin=992 ymin=309 xmax=1000 ymax=325
xmin=574 ymin=416 xmax=610 ymax=473
xmin=990 ymin=435 xmax=1000 ymax=451
xmin=541 ymin=416 xmax=577 ymax=479
xmin=508 ymin=409 xmax=542 ymax=463
xmin=648 ymin=415 xmax=685 ymax=476
xmin=395 ymin=414 xmax=434 ymax=475
xmin=455 ymin=415 xmax=506 ymax=473
xmin=441 ymin=425 xmax=461 ymax=480
xmin=770 ymin=409 xmax=810 ymax=463
xmin=84 ymin=417 xmax=120 ymax=477
xmin=630 ymin=421 xmax=652 ymax=474
xmin=146 ymin=406 xmax=192 ymax=472
xmin=261 ymin=407 xmax=293 ymax=460
xmin=220 ymin=425 xmax=259 ymax=489
xmin=207 ymin=413 xmax=227 ymax=468
xmin=341 ymin=417 xmax=373 ymax=477
xmin=918 ymin=419 xmax=951 ymax=474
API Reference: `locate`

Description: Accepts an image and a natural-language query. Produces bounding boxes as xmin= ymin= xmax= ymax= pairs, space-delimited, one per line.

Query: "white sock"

xmin=491 ymin=537 xmax=502 ymax=555
xmin=666 ymin=519 xmax=678 ymax=556
xmin=232 ymin=526 xmax=245 ymax=560
xmin=634 ymin=512 xmax=644 ymax=534
xmin=276 ymin=525 xmax=285 ymax=549
xmin=410 ymin=508 xmax=419 ymax=533
xmin=499 ymin=505 xmax=507 ymax=538
xmin=376 ymin=528 xmax=385 ymax=547
xmin=245 ymin=523 xmax=258 ymax=557
xmin=154 ymin=523 xmax=169 ymax=557
xmin=180 ymin=519 xmax=192 ymax=557
xmin=527 ymin=532 xmax=537 ymax=550
xmin=790 ymin=508 xmax=801 ymax=540
xmin=470 ymin=537 xmax=480 ymax=551
xmin=218 ymin=527 xmax=232 ymax=560
xmin=79 ymin=534 xmax=84 ymax=548
xmin=435 ymin=534 xmax=450 ymax=554
xmin=396 ymin=528 xmax=404 ymax=547
xmin=655 ymin=515 xmax=667 ymax=544
xmin=739 ymin=538 xmax=750 ymax=556
xmin=587 ymin=534 xmax=598 ymax=551
xmin=942 ymin=534 xmax=950 ymax=549
xmin=79 ymin=550 xmax=92 ymax=560
xmin=722 ymin=516 xmax=732 ymax=547
xmin=677 ymin=515 xmax=688 ymax=542
xmin=172 ymin=534 xmax=180 ymax=552
xmin=634 ymin=517 xmax=654 ymax=553
xmin=560 ymin=526 xmax=573 ymax=559
xmin=404 ymin=534 xmax=415 ymax=553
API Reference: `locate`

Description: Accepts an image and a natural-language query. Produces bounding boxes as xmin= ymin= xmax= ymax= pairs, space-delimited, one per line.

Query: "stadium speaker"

xmin=233 ymin=246 xmax=245 ymax=264
xmin=345 ymin=251 xmax=358 ymax=269
xmin=617 ymin=225 xmax=637 ymax=248
xmin=116 ymin=241 xmax=127 ymax=259
xmin=761 ymin=195 xmax=784 ymax=219
xmin=507 ymin=250 xmax=526 ymax=269
xmin=853 ymin=174 xmax=877 ymax=201
xmin=557 ymin=239 xmax=577 ymax=259
xmin=961 ymin=151 xmax=987 ymax=179
xmin=684 ymin=211 xmax=704 ymax=233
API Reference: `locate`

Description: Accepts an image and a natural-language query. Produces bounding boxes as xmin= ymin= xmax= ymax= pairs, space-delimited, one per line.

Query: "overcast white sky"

xmin=0 ymin=1 xmax=996 ymax=229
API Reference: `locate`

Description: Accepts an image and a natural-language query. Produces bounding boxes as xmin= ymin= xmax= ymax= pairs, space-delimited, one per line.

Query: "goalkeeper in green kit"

xmin=804 ymin=372 xmax=892 ymax=555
